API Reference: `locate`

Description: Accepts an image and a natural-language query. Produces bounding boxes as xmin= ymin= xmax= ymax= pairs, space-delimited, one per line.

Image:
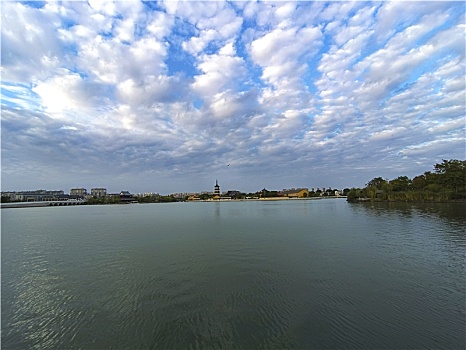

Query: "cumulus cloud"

xmin=1 ymin=2 xmax=63 ymax=82
xmin=1 ymin=0 xmax=464 ymax=193
xmin=32 ymin=71 xmax=99 ymax=115
xmin=250 ymin=26 xmax=322 ymax=86
xmin=192 ymin=43 xmax=246 ymax=98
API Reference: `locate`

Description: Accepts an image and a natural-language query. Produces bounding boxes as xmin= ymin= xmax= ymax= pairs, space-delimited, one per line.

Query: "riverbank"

xmin=1 ymin=196 xmax=349 ymax=208
xmin=189 ymin=196 xmax=347 ymax=202
xmin=347 ymin=197 xmax=466 ymax=203
xmin=0 ymin=201 xmax=86 ymax=209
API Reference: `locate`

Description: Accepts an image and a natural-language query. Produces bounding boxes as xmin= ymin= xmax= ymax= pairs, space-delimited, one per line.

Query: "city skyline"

xmin=1 ymin=181 xmax=339 ymax=197
xmin=2 ymin=1 xmax=464 ymax=194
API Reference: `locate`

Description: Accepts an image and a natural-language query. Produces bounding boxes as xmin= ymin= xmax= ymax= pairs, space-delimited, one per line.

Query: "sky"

xmin=1 ymin=0 xmax=465 ymax=194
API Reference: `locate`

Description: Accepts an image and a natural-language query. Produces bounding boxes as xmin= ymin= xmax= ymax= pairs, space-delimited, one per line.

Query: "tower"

xmin=214 ymin=180 xmax=220 ymax=197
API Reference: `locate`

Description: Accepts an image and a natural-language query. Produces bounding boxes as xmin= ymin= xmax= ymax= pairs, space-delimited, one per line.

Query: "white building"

xmin=70 ymin=188 xmax=87 ymax=196
xmin=91 ymin=188 xmax=107 ymax=198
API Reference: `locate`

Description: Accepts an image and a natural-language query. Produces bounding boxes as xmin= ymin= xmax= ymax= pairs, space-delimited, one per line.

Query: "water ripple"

xmin=2 ymin=201 xmax=465 ymax=349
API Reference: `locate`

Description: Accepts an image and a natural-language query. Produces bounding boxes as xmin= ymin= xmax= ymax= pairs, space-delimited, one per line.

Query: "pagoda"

xmin=214 ymin=180 xmax=220 ymax=199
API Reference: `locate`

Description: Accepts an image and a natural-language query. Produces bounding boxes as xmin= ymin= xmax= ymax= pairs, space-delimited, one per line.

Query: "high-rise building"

xmin=91 ymin=188 xmax=107 ymax=198
xmin=70 ymin=188 xmax=87 ymax=196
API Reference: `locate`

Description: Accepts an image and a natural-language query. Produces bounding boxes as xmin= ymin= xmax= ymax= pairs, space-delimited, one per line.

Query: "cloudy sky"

xmin=1 ymin=1 xmax=465 ymax=194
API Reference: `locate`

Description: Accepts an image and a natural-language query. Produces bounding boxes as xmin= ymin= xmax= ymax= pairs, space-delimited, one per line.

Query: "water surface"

xmin=2 ymin=199 xmax=465 ymax=349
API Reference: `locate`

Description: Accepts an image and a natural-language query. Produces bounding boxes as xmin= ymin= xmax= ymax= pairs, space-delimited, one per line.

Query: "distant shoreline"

xmin=0 ymin=201 xmax=86 ymax=209
xmin=192 ymin=196 xmax=346 ymax=202
xmin=347 ymin=198 xmax=466 ymax=204
xmin=1 ymin=196 xmax=349 ymax=208
xmin=5 ymin=196 xmax=463 ymax=209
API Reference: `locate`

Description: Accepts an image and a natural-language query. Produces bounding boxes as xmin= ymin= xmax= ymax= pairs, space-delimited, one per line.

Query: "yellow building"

xmin=281 ymin=188 xmax=309 ymax=198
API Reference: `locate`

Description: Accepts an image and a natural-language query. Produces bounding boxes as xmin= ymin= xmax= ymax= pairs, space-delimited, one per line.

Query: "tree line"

xmin=347 ymin=159 xmax=466 ymax=202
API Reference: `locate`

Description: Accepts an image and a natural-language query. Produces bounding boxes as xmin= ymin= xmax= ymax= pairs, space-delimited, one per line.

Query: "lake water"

xmin=2 ymin=199 xmax=465 ymax=349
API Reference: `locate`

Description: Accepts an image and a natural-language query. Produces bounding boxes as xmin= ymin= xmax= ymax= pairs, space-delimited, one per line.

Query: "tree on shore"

xmin=347 ymin=159 xmax=466 ymax=202
xmin=390 ymin=176 xmax=411 ymax=192
xmin=366 ymin=177 xmax=387 ymax=190
xmin=433 ymin=159 xmax=466 ymax=194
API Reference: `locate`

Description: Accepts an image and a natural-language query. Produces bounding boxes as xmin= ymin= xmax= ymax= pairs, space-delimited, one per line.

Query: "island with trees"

xmin=347 ymin=159 xmax=466 ymax=202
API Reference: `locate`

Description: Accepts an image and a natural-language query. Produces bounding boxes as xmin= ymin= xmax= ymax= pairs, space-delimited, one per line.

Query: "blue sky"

xmin=1 ymin=0 xmax=465 ymax=194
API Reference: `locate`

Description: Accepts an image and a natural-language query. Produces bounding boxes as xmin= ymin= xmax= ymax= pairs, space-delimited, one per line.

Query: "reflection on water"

xmin=350 ymin=200 xmax=466 ymax=221
xmin=349 ymin=202 xmax=466 ymax=249
xmin=2 ymin=200 xmax=465 ymax=349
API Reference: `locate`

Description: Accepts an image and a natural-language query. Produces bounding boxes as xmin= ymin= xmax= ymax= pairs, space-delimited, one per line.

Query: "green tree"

xmin=158 ymin=195 xmax=177 ymax=203
xmin=389 ymin=176 xmax=412 ymax=192
xmin=363 ymin=186 xmax=377 ymax=199
xmin=346 ymin=188 xmax=363 ymax=201
xmin=258 ymin=189 xmax=278 ymax=198
xmin=86 ymin=196 xmax=106 ymax=205
xmin=412 ymin=175 xmax=427 ymax=190
xmin=347 ymin=159 xmax=466 ymax=202
xmin=433 ymin=159 xmax=466 ymax=193
xmin=381 ymin=182 xmax=393 ymax=200
xmin=199 ymin=193 xmax=211 ymax=200
xmin=366 ymin=177 xmax=388 ymax=190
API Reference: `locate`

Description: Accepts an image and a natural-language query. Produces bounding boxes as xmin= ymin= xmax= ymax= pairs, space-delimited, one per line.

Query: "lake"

xmin=2 ymin=199 xmax=465 ymax=349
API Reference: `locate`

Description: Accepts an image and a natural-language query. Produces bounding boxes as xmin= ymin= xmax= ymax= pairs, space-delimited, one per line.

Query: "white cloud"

xmin=208 ymin=89 xmax=260 ymax=123
xmin=192 ymin=42 xmax=246 ymax=98
xmin=428 ymin=118 xmax=465 ymax=134
xmin=88 ymin=0 xmax=117 ymax=17
xmin=319 ymin=1 xmax=361 ymax=22
xmin=147 ymin=11 xmax=174 ymax=39
xmin=32 ymin=71 xmax=92 ymax=116
xmin=249 ymin=23 xmax=323 ymax=124
xmin=1 ymin=2 xmax=63 ymax=82
xmin=373 ymin=1 xmax=450 ymax=43
xmin=399 ymin=138 xmax=465 ymax=157
xmin=114 ymin=17 xmax=136 ymax=43
xmin=1 ymin=0 xmax=464 ymax=193
xmin=251 ymin=26 xmax=321 ymax=68
xmin=164 ymin=0 xmax=242 ymax=57
xmin=369 ymin=127 xmax=407 ymax=141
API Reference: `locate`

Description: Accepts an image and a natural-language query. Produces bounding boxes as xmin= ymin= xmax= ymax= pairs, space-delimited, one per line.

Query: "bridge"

xmin=1 ymin=200 xmax=87 ymax=209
